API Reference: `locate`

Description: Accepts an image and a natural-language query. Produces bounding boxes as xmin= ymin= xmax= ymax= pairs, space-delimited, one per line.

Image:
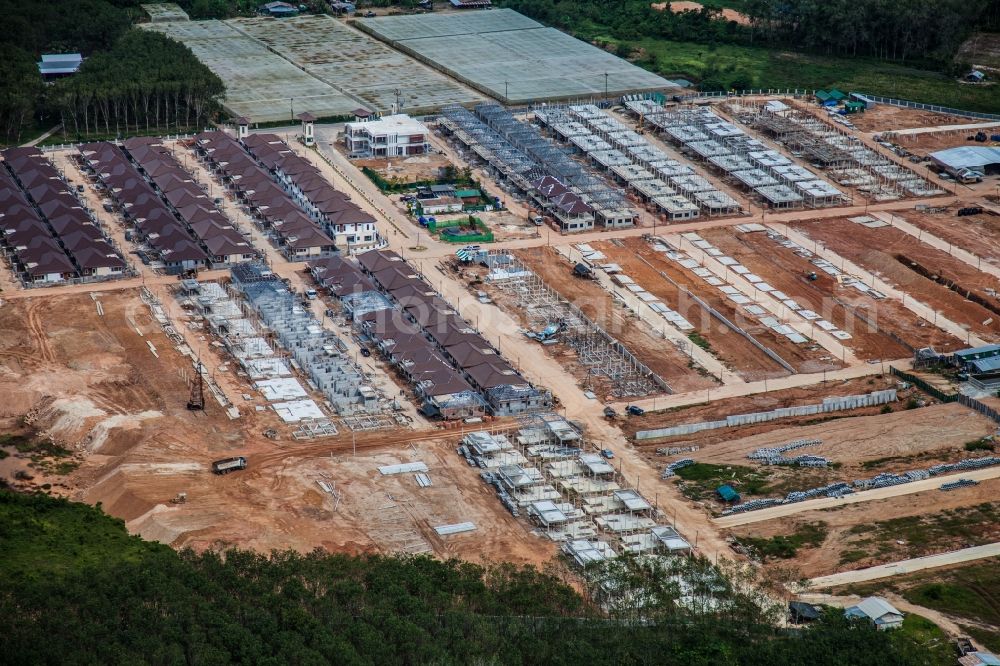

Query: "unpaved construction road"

xmin=802 ymin=542 xmax=1000 ymax=588
xmin=714 ymin=466 xmax=1000 ymax=528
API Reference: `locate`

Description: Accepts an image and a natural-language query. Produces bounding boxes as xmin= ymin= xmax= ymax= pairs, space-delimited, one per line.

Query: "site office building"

xmin=345 ymin=114 xmax=429 ymax=158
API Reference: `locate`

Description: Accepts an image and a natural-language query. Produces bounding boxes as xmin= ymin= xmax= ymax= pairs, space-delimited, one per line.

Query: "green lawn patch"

xmin=687 ymin=331 xmax=713 ymax=352
xmin=905 ymin=560 xmax=1000 ymax=628
xmin=739 ymin=521 xmax=827 ymax=560
xmin=426 ymin=215 xmax=494 ymax=243
xmin=890 ymin=615 xmax=954 ymax=666
xmin=674 ymin=462 xmax=771 ymax=501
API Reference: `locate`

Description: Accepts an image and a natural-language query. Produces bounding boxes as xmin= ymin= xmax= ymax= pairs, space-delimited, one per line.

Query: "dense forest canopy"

xmin=1 ymin=0 xmax=998 ymax=141
xmin=0 ymin=490 xmax=952 ymax=664
xmin=0 ymin=0 xmax=223 ymax=144
xmin=499 ymin=0 xmax=997 ymax=65
xmin=50 ymin=31 xmax=224 ymax=138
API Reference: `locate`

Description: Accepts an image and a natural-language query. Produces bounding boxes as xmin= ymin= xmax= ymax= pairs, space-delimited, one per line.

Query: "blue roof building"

xmin=38 ymin=53 xmax=83 ymax=77
xmin=716 ymin=484 xmax=740 ymax=503
xmin=954 ymin=345 xmax=1000 ymax=366
xmin=845 ymin=597 xmax=904 ymax=630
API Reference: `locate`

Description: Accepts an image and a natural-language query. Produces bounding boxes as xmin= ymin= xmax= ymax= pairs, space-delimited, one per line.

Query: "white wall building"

xmin=344 ymin=114 xmax=430 ymax=158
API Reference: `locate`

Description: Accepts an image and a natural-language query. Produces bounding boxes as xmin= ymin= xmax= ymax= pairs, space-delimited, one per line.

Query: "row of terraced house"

xmin=310 ymin=250 xmax=550 ymax=419
xmin=78 ymin=140 xmax=256 ymax=274
xmin=241 ymin=133 xmax=384 ymax=255
xmin=192 ymin=131 xmax=336 ymax=261
xmin=1 ymin=147 xmax=127 ymax=284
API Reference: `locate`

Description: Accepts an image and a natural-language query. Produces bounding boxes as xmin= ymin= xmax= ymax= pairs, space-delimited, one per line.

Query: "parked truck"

xmin=212 ymin=457 xmax=247 ymax=475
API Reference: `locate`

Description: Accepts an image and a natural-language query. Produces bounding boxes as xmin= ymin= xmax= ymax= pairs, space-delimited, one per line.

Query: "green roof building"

xmin=717 ymin=484 xmax=740 ymax=503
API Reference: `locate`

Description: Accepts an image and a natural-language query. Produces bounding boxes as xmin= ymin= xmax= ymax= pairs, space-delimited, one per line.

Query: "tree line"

xmin=50 ymin=31 xmax=224 ymax=139
xmin=0 ymin=0 xmax=223 ymax=144
xmin=499 ymin=0 xmax=997 ymax=67
xmin=0 ymin=489 xmax=948 ymax=664
xmin=740 ymin=0 xmax=988 ymax=64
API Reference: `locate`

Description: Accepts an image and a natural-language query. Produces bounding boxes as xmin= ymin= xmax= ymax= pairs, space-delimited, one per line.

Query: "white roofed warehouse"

xmin=930 ymin=146 xmax=1000 ymax=177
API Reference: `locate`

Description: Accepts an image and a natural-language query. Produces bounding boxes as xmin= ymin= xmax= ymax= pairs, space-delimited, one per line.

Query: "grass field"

xmin=842 ymin=557 xmax=1000 ymax=653
xmin=0 ymin=491 xmax=169 ymax=579
xmin=614 ymin=37 xmax=1000 ymax=113
xmin=891 ymin=615 xmax=954 ymax=666
xmin=844 ymin=503 xmax=1000 ymax=555
xmin=738 ymin=521 xmax=827 ymax=560
xmin=673 ymin=462 xmax=771 ymax=501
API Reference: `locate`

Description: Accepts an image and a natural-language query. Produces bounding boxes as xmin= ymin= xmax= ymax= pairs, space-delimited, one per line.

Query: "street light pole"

xmin=604 ymin=72 xmax=609 ymax=102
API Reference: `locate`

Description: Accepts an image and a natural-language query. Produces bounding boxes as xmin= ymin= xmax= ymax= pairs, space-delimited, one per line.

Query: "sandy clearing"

xmin=774 ymin=223 xmax=991 ymax=348
xmin=651 ymin=2 xmax=751 ymax=27
xmin=693 ymin=402 xmax=995 ymax=467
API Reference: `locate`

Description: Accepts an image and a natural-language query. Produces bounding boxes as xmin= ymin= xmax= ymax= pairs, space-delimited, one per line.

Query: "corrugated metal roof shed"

xmin=931 ymin=146 xmax=1000 ymax=171
xmin=38 ymin=53 xmax=83 ymax=75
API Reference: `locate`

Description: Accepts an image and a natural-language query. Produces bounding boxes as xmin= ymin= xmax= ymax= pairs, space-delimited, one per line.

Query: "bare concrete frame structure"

xmin=484 ymin=251 xmax=672 ymax=397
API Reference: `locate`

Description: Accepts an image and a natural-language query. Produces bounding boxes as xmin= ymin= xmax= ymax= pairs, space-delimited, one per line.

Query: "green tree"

xmin=0 ymin=46 xmax=44 ymax=143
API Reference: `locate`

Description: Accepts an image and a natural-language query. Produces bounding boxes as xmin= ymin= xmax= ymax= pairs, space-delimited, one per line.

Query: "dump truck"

xmin=212 ymin=457 xmax=247 ymax=475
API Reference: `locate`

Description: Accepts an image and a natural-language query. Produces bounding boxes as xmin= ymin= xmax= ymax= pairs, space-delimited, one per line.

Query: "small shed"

xmin=960 ymin=651 xmax=1000 ymax=666
xmin=849 ymin=92 xmax=875 ymax=109
xmin=38 ymin=53 xmax=83 ymax=78
xmin=429 ymin=184 xmax=456 ymax=197
xmin=844 ymin=101 xmax=866 ymax=114
xmin=329 ymin=1 xmax=356 ymax=13
xmin=845 ymin=597 xmax=904 ymax=630
xmin=716 ymin=484 xmax=740 ymax=503
xmin=455 ymin=188 xmax=481 ymax=203
xmin=789 ymin=601 xmax=821 ymax=623
xmin=954 ymin=344 xmax=1000 ymax=369
xmin=260 ymin=1 xmax=298 ymax=17
xmin=815 ymin=89 xmax=846 ymax=106
xmin=967 ymin=70 xmax=987 ymax=83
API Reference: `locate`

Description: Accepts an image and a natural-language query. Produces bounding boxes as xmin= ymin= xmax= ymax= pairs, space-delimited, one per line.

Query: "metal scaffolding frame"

xmin=539 ymin=104 xmax=743 ymax=216
xmin=460 ymin=415 xmax=693 ymax=555
xmin=486 ymin=251 xmax=671 ymax=397
xmin=474 ymin=103 xmax=629 ymax=213
xmin=732 ymin=102 xmax=944 ymax=200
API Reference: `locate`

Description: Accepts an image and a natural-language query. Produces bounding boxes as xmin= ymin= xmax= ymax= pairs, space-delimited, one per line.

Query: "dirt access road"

xmin=801 ymin=542 xmax=1000 ymax=589
xmin=714 ymin=466 xmax=1000 ymax=528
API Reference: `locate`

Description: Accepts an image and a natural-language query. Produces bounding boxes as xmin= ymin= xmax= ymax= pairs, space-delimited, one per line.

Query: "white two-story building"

xmin=344 ymin=114 xmax=430 ymax=158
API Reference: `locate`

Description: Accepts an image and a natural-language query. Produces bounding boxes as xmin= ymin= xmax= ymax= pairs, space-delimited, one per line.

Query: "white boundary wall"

xmin=635 ymin=389 xmax=897 ymax=440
